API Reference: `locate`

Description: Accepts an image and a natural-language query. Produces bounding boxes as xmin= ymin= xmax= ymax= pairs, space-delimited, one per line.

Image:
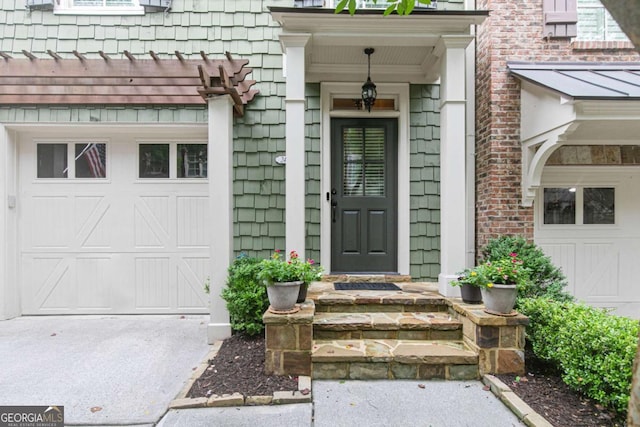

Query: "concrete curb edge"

xmin=482 ymin=374 xmax=554 ymax=427
xmin=169 ymin=341 xmax=312 ymax=409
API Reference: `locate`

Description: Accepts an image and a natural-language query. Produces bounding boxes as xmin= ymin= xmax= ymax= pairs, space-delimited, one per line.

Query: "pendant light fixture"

xmin=361 ymin=47 xmax=377 ymax=112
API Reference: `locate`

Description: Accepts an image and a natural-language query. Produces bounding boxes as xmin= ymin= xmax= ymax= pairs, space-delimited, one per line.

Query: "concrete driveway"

xmin=0 ymin=315 xmax=209 ymax=426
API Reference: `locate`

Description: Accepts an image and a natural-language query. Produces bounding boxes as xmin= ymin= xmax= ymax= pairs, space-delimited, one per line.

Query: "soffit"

xmin=270 ymin=7 xmax=488 ymax=83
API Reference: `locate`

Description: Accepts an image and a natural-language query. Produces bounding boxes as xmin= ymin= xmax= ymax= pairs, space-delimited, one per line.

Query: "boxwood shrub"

xmin=221 ymin=254 xmax=269 ymax=336
xmin=520 ymin=298 xmax=639 ymax=415
xmin=481 ymin=235 xmax=574 ymax=304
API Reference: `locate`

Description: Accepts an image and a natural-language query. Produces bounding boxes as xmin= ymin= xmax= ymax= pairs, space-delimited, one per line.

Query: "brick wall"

xmin=475 ymin=0 xmax=640 ymax=252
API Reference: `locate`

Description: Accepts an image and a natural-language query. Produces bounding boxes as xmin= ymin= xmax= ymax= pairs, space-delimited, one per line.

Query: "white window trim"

xmin=320 ymin=82 xmax=410 ymax=275
xmin=135 ymin=140 xmax=209 ymax=182
xmin=33 ymin=139 xmax=110 ymax=182
xmin=54 ymin=0 xmax=144 ymax=15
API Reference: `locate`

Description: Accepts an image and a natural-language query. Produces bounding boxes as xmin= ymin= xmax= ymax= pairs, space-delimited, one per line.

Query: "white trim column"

xmin=0 ymin=124 xmax=19 ymax=320
xmin=207 ymin=96 xmax=234 ymax=343
xmin=280 ymin=34 xmax=310 ymax=257
xmin=436 ymin=35 xmax=475 ymax=297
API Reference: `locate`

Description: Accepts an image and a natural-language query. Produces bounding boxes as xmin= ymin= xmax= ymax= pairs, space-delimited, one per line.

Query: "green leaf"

xmin=348 ymin=0 xmax=356 ymax=15
xmin=383 ymin=3 xmax=395 ymax=16
xmin=335 ymin=0 xmax=348 ymax=14
xmin=397 ymin=0 xmax=405 ymax=15
xmin=418 ymin=0 xmax=431 ymax=4
xmin=404 ymin=0 xmax=415 ymax=15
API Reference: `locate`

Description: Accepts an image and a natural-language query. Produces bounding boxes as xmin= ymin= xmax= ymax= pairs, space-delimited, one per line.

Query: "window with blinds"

xmin=343 ymin=127 xmax=385 ymax=197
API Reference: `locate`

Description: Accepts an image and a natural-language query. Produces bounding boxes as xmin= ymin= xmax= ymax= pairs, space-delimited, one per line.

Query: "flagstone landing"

xmin=263 ymin=281 xmax=528 ymax=380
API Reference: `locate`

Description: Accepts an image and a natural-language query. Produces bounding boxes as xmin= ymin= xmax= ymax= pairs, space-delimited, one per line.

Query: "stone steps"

xmin=311 ymin=339 xmax=479 ymax=380
xmin=310 ymin=281 xmax=448 ymax=313
xmin=313 ymin=311 xmax=462 ymax=341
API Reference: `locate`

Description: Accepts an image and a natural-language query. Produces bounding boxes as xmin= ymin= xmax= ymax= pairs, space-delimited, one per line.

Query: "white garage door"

xmin=535 ymin=167 xmax=640 ymax=319
xmin=19 ymin=137 xmax=210 ymax=314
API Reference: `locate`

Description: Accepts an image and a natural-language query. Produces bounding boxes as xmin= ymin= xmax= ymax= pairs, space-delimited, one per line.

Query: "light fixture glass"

xmin=361 ymin=48 xmax=377 ymax=112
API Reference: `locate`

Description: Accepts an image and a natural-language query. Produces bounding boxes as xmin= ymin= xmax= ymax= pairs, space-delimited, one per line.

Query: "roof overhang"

xmin=508 ymin=62 xmax=640 ymax=206
xmin=270 ymin=7 xmax=488 ymax=83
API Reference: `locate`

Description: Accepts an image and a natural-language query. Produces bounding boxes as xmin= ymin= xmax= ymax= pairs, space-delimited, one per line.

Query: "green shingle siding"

xmin=409 ymin=84 xmax=441 ymax=281
xmin=305 ymin=83 xmax=321 ymax=263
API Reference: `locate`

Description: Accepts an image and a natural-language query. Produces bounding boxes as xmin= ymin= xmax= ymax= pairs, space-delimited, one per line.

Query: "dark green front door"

xmin=331 ymin=118 xmax=398 ymax=273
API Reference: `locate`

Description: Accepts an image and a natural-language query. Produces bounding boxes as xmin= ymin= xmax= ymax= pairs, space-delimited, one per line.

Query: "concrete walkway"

xmin=0 ymin=315 xmax=209 ymax=426
xmin=159 ymin=380 xmax=523 ymax=427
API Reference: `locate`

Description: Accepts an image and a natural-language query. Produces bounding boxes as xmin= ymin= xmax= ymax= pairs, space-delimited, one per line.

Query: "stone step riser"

xmin=315 ymin=304 xmax=448 ymax=313
xmin=312 ymin=362 xmax=479 ymax=380
xmin=313 ymin=329 xmax=462 ymax=341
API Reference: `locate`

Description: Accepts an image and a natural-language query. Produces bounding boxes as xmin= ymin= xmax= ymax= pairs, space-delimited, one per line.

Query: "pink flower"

xmin=510 ymin=252 xmax=517 ymax=257
xmin=308 ymin=259 xmax=315 ymax=265
xmin=275 ymin=249 xmax=281 ymax=253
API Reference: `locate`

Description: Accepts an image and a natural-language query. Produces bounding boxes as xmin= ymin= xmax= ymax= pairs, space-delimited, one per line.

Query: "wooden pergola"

xmin=0 ymin=50 xmax=258 ymax=116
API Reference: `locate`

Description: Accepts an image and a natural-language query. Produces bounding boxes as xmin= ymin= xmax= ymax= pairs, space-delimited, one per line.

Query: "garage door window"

xmin=139 ymin=144 xmax=169 ymax=178
xmin=139 ymin=143 xmax=207 ymax=179
xmin=37 ymin=142 xmax=106 ymax=179
xmin=178 ymin=144 xmax=207 ymax=178
xmin=37 ymin=143 xmax=68 ymax=178
xmin=543 ymin=187 xmax=615 ymax=225
xmin=75 ymin=143 xmax=107 ymax=178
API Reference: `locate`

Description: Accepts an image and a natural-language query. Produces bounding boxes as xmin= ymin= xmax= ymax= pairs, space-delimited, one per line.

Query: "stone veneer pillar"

xmin=449 ymin=301 xmax=529 ymax=375
xmin=206 ymin=95 xmax=234 ymax=343
xmin=263 ymin=300 xmax=314 ymax=376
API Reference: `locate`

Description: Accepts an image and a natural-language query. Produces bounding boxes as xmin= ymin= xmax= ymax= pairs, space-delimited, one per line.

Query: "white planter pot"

xmin=481 ymin=284 xmax=517 ymax=314
xmin=266 ymin=281 xmax=302 ymax=311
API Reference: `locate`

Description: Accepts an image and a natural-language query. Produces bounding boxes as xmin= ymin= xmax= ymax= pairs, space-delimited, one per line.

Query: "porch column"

xmin=280 ymin=34 xmax=310 ymax=256
xmin=207 ymin=95 xmax=234 ymax=343
xmin=0 ymin=124 xmax=19 ymax=320
xmin=437 ymin=35 xmax=475 ymax=297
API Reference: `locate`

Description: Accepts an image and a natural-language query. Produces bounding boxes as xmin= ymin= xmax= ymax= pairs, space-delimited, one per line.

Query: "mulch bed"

xmin=187 ymin=333 xmax=298 ymax=398
xmin=496 ymin=348 xmax=624 ymax=427
xmin=189 ymin=334 xmax=625 ymax=426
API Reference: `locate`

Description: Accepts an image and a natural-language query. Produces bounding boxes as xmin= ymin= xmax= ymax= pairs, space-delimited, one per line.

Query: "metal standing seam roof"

xmin=507 ymin=61 xmax=640 ymax=100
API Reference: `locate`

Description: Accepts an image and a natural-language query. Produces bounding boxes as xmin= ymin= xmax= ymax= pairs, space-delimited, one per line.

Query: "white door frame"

xmin=320 ymin=82 xmax=410 ymax=275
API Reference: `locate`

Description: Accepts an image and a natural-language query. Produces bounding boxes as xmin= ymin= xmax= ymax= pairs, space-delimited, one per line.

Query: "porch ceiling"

xmin=269 ymin=7 xmax=488 ymax=84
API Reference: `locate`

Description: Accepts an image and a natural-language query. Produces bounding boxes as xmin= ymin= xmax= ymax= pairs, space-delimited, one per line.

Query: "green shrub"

xmin=221 ymin=254 xmax=269 ymax=336
xmin=481 ymin=235 xmax=574 ymax=304
xmin=520 ymin=298 xmax=639 ymax=415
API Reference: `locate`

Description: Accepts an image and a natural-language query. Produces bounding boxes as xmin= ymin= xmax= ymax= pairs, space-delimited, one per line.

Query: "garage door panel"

xmin=28 ymin=196 xmax=71 ymax=249
xmin=177 ymin=196 xmax=210 ymax=248
xmin=581 ymin=243 xmax=619 ymax=298
xmin=21 ymin=256 xmax=73 ymax=313
xmin=77 ymin=198 xmax=112 ymax=249
xmin=134 ymin=202 xmax=169 ymax=248
xmin=140 ymin=196 xmax=170 ymax=236
xmin=178 ymin=257 xmax=209 ymax=309
xmin=76 ymin=257 xmax=112 ymax=310
xmin=135 ymin=257 xmax=171 ymax=309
